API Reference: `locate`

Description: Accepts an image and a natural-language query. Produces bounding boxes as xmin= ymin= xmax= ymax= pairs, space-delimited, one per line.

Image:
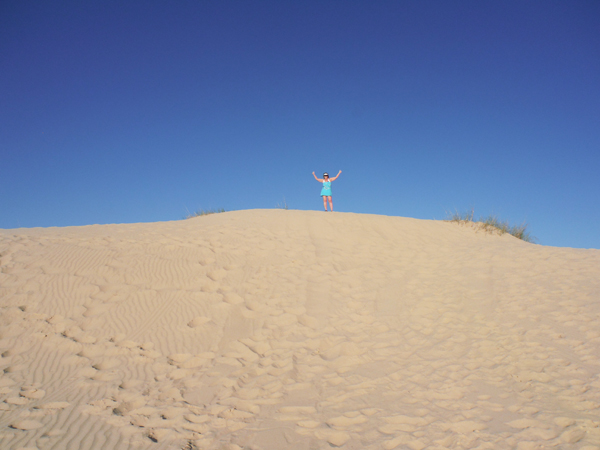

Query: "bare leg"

xmin=328 ymin=196 xmax=333 ymax=211
xmin=322 ymin=196 xmax=328 ymax=211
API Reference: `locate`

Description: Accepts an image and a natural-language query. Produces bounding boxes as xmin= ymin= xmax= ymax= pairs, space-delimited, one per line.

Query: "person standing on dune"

xmin=312 ymin=170 xmax=341 ymax=211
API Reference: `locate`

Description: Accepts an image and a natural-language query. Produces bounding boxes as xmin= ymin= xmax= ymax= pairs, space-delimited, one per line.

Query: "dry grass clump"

xmin=275 ymin=197 xmax=289 ymax=210
xmin=185 ymin=208 xmax=225 ymax=219
xmin=446 ymin=208 xmax=535 ymax=243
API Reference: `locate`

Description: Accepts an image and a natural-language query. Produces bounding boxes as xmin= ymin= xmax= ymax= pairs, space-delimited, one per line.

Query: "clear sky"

xmin=2 ymin=1 xmax=599 ymax=249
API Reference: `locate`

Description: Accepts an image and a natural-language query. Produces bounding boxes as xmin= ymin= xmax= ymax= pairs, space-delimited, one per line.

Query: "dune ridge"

xmin=0 ymin=209 xmax=599 ymax=449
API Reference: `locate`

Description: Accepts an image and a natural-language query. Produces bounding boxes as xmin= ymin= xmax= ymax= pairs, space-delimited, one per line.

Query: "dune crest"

xmin=1 ymin=209 xmax=599 ymax=449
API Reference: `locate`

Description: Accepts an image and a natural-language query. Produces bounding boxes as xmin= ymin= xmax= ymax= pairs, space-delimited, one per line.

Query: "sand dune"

xmin=0 ymin=209 xmax=599 ymax=450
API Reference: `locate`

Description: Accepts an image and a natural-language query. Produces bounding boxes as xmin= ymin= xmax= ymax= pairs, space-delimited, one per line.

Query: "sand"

xmin=0 ymin=209 xmax=599 ymax=450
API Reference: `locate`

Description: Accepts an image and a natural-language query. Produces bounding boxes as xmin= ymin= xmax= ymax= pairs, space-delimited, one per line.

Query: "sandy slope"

xmin=0 ymin=209 xmax=599 ymax=450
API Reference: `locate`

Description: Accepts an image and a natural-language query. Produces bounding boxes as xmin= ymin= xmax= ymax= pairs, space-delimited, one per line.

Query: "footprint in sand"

xmin=178 ymin=356 xmax=210 ymax=369
xmin=6 ymin=396 xmax=30 ymax=405
xmin=78 ymin=345 xmax=106 ymax=359
xmin=187 ymin=316 xmax=211 ymax=328
xmin=37 ymin=401 xmax=70 ymax=411
xmin=72 ymin=334 xmax=96 ymax=344
xmin=327 ymin=431 xmax=351 ymax=447
xmin=207 ymin=268 xmax=228 ymax=281
xmin=10 ymin=419 xmax=44 ymax=430
xmin=167 ymin=368 xmax=193 ymax=380
xmin=223 ymin=292 xmax=244 ymax=305
xmin=83 ymin=302 xmax=112 ymax=318
xmin=327 ymin=413 xmax=369 ymax=428
xmin=92 ymin=358 xmax=121 ymax=371
xmin=168 ymin=353 xmax=193 ymax=364
xmin=112 ymin=394 xmax=148 ymax=416
xmin=20 ymin=388 xmax=46 ymax=399
xmin=116 ymin=340 xmax=139 ymax=349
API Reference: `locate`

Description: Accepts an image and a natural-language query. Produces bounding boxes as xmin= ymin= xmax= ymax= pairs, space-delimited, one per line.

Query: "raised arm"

xmin=312 ymin=171 xmax=323 ymax=182
xmin=330 ymin=170 xmax=342 ymax=181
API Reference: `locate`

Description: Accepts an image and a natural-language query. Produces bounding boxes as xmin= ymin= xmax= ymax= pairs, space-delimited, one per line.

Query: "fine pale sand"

xmin=0 ymin=209 xmax=599 ymax=450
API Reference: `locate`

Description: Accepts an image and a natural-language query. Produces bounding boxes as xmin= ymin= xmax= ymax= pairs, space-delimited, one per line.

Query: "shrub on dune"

xmin=184 ymin=208 xmax=225 ymax=219
xmin=446 ymin=208 xmax=535 ymax=243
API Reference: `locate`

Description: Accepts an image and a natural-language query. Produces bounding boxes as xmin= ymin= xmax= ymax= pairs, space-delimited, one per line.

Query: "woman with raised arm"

xmin=312 ymin=170 xmax=342 ymax=211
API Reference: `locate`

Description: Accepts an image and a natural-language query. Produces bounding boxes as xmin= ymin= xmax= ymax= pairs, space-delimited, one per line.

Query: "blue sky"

xmin=1 ymin=1 xmax=599 ymax=248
